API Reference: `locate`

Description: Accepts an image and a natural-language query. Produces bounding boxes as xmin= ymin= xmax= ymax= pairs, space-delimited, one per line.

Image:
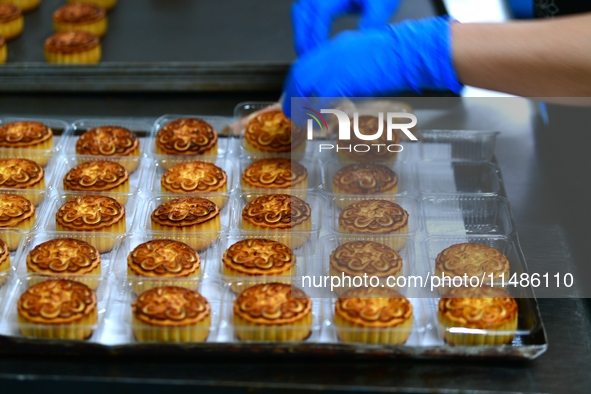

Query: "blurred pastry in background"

xmin=45 ymin=31 xmax=101 ymax=64
xmin=0 ymin=3 xmax=22 ymax=40
xmin=53 ymin=3 xmax=107 ymax=38
xmin=0 ymin=0 xmax=39 ymax=13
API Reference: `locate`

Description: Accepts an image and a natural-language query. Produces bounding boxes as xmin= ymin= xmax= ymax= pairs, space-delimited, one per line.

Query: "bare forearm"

xmin=452 ymin=14 xmax=591 ymax=97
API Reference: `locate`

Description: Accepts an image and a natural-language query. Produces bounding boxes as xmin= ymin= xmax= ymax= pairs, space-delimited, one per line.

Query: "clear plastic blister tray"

xmin=414 ymin=161 xmax=501 ymax=195
xmin=42 ymin=194 xmax=138 ymax=252
xmin=0 ymin=273 xmax=113 ymax=343
xmin=0 ymin=117 xmax=72 ymax=167
xmin=238 ymin=157 xmax=322 ymax=201
xmin=421 ymin=235 xmax=530 ymax=293
xmin=0 ymin=111 xmax=547 ymax=359
xmin=420 ymin=130 xmax=499 ymax=162
xmin=104 ymin=278 xmax=223 ymax=345
xmin=315 ymin=234 xmax=420 ymax=296
xmin=13 ymin=231 xmax=121 ymax=291
xmin=323 ymin=293 xmax=430 ymax=347
xmin=220 ymin=233 xmax=313 ymax=296
xmin=145 ymin=156 xmax=238 ymax=198
xmin=327 ymin=195 xmax=422 ymax=245
xmin=321 ymin=159 xmax=416 ymax=197
xmin=218 ymin=282 xmax=324 ymax=343
xmin=421 ymin=195 xmax=514 ymax=236
xmin=231 ymin=192 xmax=325 ymax=251
xmin=113 ymin=231 xmax=226 ymax=294
xmin=136 ymin=195 xmax=231 ymax=250
xmin=65 ymin=119 xmax=152 ymax=173
xmin=52 ymin=155 xmax=145 ymax=204
xmin=149 ymin=114 xmax=233 ymax=167
xmin=233 ymin=102 xmax=315 ymax=160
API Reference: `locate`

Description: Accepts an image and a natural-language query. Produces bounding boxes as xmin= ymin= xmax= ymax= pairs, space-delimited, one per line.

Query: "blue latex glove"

xmin=282 ymin=16 xmax=463 ymax=118
xmin=292 ymin=0 xmax=402 ymax=56
xmin=507 ymin=0 xmax=533 ymax=18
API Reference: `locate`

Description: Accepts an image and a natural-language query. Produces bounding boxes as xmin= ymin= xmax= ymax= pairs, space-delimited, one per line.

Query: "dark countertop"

xmin=0 ymin=94 xmax=590 ymax=394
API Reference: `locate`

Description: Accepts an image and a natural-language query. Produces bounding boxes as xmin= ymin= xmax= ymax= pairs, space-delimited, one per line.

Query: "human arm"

xmin=282 ymin=13 xmax=591 ymax=116
xmin=452 ymin=13 xmax=591 ymax=97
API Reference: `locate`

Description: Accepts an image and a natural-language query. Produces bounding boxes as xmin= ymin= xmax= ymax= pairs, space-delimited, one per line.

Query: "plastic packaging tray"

xmin=420 ymin=130 xmax=499 ymax=162
xmin=238 ymin=157 xmax=322 ymax=200
xmin=0 ymin=274 xmax=112 ymax=343
xmin=421 ymin=195 xmax=514 ymax=236
xmin=13 ymin=231 xmax=121 ymax=290
xmin=0 ymin=111 xmax=547 ymax=360
xmin=65 ymin=119 xmax=152 ymax=173
xmin=145 ymin=157 xmax=238 ymax=199
xmin=52 ymin=156 xmax=145 ymax=204
xmin=0 ymin=117 xmax=71 ymax=167
xmin=414 ymin=161 xmax=501 ymax=195
xmin=233 ymin=102 xmax=315 ymax=160
xmin=321 ymin=159 xmax=415 ymax=196
xmin=231 ymin=192 xmax=325 ymax=251
xmin=149 ymin=115 xmax=232 ymax=167
xmin=136 ymin=195 xmax=231 ymax=251
xmin=113 ymin=232 xmax=225 ymax=294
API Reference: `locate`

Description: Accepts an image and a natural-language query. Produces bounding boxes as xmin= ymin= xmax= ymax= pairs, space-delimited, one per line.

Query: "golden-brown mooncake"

xmin=155 ymin=118 xmax=218 ymax=163
xmin=0 ymin=3 xmax=23 ymax=40
xmin=127 ymin=239 xmax=201 ymax=294
xmin=160 ymin=161 xmax=227 ymax=207
xmin=0 ymin=193 xmax=35 ymax=250
xmin=53 ymin=3 xmax=107 ymax=37
xmin=234 ymin=283 xmax=312 ymax=342
xmin=435 ymin=243 xmax=510 ymax=293
xmin=55 ymin=195 xmax=125 ymax=253
xmin=0 ymin=238 xmax=10 ymax=286
xmin=244 ymin=110 xmax=306 ymax=154
xmin=26 ymin=238 xmax=101 ymax=289
xmin=17 ymin=279 xmax=98 ymax=340
xmin=0 ymin=158 xmax=45 ymax=205
xmin=223 ymin=239 xmax=295 ymax=293
xmin=63 ymin=160 xmax=130 ymax=203
xmin=338 ymin=199 xmax=408 ymax=251
xmin=329 ymin=240 xmax=402 ymax=295
xmin=75 ymin=126 xmax=140 ymax=172
xmin=242 ymin=194 xmax=311 ymax=249
xmin=44 ymin=31 xmax=101 ymax=64
xmin=0 ymin=121 xmax=53 ymax=165
xmin=241 ymin=158 xmax=308 ymax=201
xmin=132 ymin=286 xmax=211 ymax=343
xmin=332 ymin=163 xmax=398 ymax=209
xmin=438 ymin=286 xmax=518 ymax=345
xmin=335 ymin=287 xmax=413 ymax=344
xmin=151 ymin=196 xmax=221 ymax=251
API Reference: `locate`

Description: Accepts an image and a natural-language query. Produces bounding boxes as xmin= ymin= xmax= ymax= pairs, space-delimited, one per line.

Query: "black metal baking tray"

xmin=0 ymin=0 xmax=444 ymax=92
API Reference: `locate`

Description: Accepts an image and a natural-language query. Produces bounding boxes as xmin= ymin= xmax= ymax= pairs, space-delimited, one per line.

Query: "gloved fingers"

xmin=358 ymin=0 xmax=401 ymax=29
xmin=292 ymin=0 xmax=347 ymax=57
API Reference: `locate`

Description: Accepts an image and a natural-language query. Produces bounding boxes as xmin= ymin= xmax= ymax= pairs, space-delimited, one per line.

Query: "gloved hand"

xmin=282 ymin=16 xmax=463 ymax=117
xmin=292 ymin=0 xmax=402 ymax=56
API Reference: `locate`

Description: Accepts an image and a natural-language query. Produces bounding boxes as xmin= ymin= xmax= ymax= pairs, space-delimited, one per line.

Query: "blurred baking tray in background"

xmin=0 ymin=0 xmax=446 ymax=92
